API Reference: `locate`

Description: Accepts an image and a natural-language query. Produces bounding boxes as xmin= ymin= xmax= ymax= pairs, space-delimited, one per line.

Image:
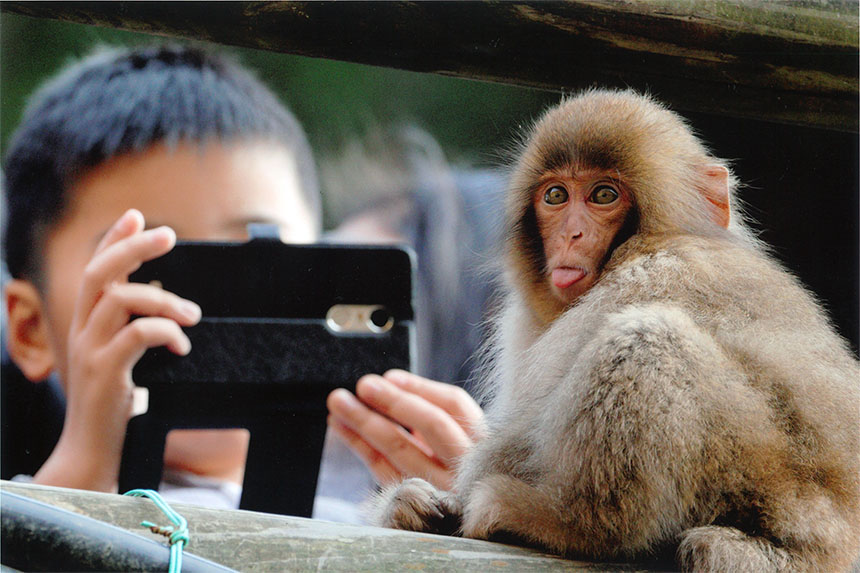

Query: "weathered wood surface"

xmin=2 ymin=1 xmax=857 ymax=132
xmin=1 ymin=481 xmax=654 ymax=572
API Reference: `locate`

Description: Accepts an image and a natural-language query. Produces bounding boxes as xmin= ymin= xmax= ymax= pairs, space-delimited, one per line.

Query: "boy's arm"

xmin=34 ymin=209 xmax=201 ymax=492
xmin=327 ymin=370 xmax=484 ymax=491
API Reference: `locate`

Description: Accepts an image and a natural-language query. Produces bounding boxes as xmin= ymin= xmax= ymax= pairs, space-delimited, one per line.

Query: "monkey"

xmin=370 ymin=90 xmax=860 ymax=572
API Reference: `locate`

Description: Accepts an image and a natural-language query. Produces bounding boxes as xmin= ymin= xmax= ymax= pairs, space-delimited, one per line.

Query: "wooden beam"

xmin=2 ymin=1 xmax=857 ymax=132
xmin=2 ymin=481 xmax=641 ymax=571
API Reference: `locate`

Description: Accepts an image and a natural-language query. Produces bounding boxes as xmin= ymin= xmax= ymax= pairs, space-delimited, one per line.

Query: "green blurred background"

xmin=1 ymin=12 xmax=557 ymax=180
xmin=2 ymin=9 xmax=857 ymax=353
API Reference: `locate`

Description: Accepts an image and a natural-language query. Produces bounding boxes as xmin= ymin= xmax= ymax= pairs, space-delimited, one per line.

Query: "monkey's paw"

xmin=677 ymin=526 xmax=790 ymax=572
xmin=461 ymin=475 xmax=563 ymax=551
xmin=370 ymin=478 xmax=462 ymax=534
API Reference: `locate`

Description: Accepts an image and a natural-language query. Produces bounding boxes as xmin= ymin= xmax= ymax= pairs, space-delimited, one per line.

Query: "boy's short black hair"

xmin=3 ymin=43 xmax=320 ymax=280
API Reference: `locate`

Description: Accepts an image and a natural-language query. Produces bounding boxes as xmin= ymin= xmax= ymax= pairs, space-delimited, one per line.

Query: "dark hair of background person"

xmin=2 ymin=43 xmax=320 ymax=285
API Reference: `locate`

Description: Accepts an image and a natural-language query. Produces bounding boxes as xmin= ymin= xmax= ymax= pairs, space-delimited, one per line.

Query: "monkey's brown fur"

xmin=373 ymin=90 xmax=860 ymax=572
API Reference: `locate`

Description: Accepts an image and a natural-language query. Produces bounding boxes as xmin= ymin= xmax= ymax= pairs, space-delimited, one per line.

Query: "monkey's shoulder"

xmin=592 ymin=234 xmax=858 ymax=374
xmin=606 ymin=234 xmax=816 ymax=318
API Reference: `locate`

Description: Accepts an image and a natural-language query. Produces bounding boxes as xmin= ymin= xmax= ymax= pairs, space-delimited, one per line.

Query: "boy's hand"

xmin=326 ymin=370 xmax=484 ymax=491
xmin=35 ymin=209 xmax=201 ymax=491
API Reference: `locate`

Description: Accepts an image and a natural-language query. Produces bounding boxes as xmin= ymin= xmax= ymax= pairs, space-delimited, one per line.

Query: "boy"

xmin=3 ymin=42 xmax=483 ymax=516
xmin=2 ymin=43 xmax=322 ymax=505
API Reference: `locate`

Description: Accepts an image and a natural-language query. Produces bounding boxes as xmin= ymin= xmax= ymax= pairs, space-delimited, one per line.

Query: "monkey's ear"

xmin=5 ymin=279 xmax=56 ymax=382
xmin=700 ymin=165 xmax=731 ymax=229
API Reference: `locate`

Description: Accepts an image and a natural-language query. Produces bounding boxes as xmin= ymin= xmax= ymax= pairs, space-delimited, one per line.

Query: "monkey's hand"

xmin=370 ymin=478 xmax=462 ymax=535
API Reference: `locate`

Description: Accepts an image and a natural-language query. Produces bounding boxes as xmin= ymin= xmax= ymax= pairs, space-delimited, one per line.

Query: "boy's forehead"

xmin=61 ymin=140 xmax=318 ymax=243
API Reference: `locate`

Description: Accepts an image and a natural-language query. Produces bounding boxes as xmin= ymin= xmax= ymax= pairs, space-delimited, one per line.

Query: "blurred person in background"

xmin=323 ymin=126 xmax=503 ymax=493
xmin=324 ymin=125 xmax=505 ymax=386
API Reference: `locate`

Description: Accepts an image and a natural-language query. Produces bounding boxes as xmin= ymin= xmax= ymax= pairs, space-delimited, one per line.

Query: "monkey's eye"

xmin=590 ymin=185 xmax=619 ymax=205
xmin=543 ymin=186 xmax=569 ymax=205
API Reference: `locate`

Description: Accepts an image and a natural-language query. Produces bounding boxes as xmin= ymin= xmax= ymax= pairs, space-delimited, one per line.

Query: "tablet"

xmin=120 ymin=235 xmax=415 ymax=517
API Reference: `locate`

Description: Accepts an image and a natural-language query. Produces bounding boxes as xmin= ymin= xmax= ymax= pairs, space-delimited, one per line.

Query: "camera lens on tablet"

xmin=369 ymin=307 xmax=393 ymax=331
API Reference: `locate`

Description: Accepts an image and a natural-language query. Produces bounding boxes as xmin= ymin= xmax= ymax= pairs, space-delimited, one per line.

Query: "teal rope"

xmin=123 ymin=489 xmax=189 ymax=573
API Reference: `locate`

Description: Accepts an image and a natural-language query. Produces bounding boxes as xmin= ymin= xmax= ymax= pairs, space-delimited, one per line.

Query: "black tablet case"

xmin=121 ymin=237 xmax=414 ymax=517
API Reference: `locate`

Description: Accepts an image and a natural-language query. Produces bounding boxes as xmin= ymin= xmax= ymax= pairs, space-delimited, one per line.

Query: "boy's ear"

xmin=5 ymin=279 xmax=56 ymax=382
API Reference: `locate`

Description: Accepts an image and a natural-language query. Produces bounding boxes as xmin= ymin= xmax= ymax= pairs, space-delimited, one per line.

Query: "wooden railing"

xmin=1 ymin=481 xmax=645 ymax=571
xmin=2 ymin=1 xmax=858 ymax=131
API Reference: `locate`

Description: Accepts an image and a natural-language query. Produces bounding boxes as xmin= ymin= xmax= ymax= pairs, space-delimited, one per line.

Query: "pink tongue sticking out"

xmin=552 ymin=267 xmax=585 ymax=289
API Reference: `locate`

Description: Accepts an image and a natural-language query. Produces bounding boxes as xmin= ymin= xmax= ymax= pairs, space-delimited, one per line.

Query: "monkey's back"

xmin=597 ymin=233 xmax=860 ymax=561
xmin=609 ymin=234 xmax=859 ymax=448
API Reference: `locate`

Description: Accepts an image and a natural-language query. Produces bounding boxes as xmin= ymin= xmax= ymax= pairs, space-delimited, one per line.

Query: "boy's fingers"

xmin=72 ymin=226 xmax=176 ymax=332
xmin=93 ymin=209 xmax=145 ymax=256
xmin=355 ymin=375 xmax=472 ymax=466
xmin=327 ymin=415 xmax=401 ymax=487
xmin=383 ymin=369 xmax=484 ymax=437
xmin=327 ymin=388 xmax=452 ymax=489
xmin=85 ymin=282 xmax=201 ymax=345
xmin=105 ymin=317 xmax=191 ymax=373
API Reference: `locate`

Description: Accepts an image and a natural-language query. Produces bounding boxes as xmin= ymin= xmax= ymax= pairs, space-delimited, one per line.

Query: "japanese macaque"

xmin=372 ymin=90 xmax=860 ymax=571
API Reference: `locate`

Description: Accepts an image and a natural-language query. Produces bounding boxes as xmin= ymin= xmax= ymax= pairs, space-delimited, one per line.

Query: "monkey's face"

xmin=533 ymin=168 xmax=632 ymax=305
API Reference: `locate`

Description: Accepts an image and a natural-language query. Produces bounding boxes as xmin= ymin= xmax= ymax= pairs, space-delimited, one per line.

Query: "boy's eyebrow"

xmin=89 ymin=216 xmax=291 ymax=248
xmin=222 ymin=216 xmax=287 ymax=233
xmin=144 ymin=216 xmax=289 ymax=237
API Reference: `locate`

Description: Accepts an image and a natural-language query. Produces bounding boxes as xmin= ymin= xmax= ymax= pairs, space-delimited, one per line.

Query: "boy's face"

xmin=34 ymin=140 xmax=316 ymax=480
xmin=41 ymin=140 xmax=316 ymax=376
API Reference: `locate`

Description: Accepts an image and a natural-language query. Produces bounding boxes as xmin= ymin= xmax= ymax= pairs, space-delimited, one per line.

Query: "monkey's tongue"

xmin=552 ymin=267 xmax=586 ymax=289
